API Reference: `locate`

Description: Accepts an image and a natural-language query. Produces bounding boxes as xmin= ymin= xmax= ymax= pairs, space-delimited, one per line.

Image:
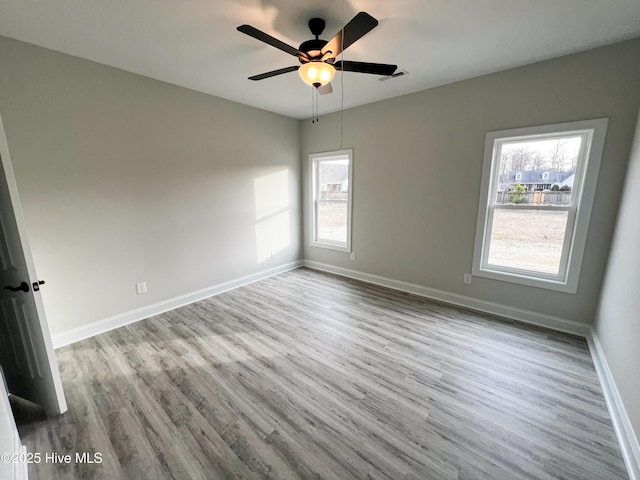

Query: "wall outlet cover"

xmin=136 ymin=282 xmax=147 ymax=295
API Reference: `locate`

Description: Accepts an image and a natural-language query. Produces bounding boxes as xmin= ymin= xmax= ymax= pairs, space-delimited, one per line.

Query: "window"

xmin=310 ymin=149 xmax=353 ymax=252
xmin=472 ymin=119 xmax=608 ymax=293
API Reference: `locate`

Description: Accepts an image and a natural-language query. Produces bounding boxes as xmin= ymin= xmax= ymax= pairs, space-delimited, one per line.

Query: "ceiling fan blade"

xmin=248 ymin=66 xmax=300 ymax=81
xmin=321 ymin=12 xmax=378 ymax=59
xmin=238 ymin=25 xmax=308 ymax=60
xmin=335 ymin=60 xmax=397 ymax=76
xmin=318 ymin=83 xmax=333 ymax=95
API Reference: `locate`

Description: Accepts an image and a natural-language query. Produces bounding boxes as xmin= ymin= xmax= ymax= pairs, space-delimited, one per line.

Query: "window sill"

xmin=472 ymin=266 xmax=578 ymax=294
xmin=309 ymin=241 xmax=351 ymax=253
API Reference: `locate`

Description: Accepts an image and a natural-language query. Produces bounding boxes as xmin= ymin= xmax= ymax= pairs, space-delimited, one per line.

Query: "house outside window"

xmin=472 ymin=119 xmax=608 ymax=293
xmin=309 ymin=149 xmax=353 ymax=252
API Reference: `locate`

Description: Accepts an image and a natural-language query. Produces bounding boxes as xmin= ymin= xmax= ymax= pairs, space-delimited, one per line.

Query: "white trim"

xmin=0 ymin=370 xmax=28 ymax=480
xmin=48 ymin=258 xmax=637 ymax=480
xmin=588 ymin=332 xmax=640 ymax=480
xmin=309 ymin=149 xmax=353 ymax=253
xmin=472 ymin=118 xmax=609 ymax=294
xmin=52 ymin=261 xmax=303 ymax=348
xmin=302 ymin=260 xmax=590 ymax=337
xmin=303 ymin=261 xmax=636 ymax=479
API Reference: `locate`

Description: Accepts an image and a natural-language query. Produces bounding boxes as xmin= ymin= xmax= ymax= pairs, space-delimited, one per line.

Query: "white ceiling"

xmin=1 ymin=0 xmax=640 ymax=119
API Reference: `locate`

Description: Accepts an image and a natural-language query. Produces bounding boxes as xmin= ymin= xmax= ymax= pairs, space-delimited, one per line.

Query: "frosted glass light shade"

xmin=298 ymin=62 xmax=336 ymax=87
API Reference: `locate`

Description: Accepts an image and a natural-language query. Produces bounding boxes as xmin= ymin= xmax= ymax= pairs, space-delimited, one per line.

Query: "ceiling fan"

xmin=237 ymin=12 xmax=397 ymax=94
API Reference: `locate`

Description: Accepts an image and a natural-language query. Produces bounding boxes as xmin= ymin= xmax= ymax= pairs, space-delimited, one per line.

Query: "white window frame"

xmin=472 ymin=118 xmax=608 ymax=293
xmin=309 ymin=149 xmax=353 ymax=252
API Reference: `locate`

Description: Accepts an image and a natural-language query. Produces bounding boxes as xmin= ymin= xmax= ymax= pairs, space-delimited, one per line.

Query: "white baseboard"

xmin=54 ymin=259 xmax=589 ymax=347
xmin=588 ymin=333 xmax=640 ymax=480
xmin=302 ymin=260 xmax=591 ymax=337
xmin=52 ymin=260 xmax=303 ymax=348
xmin=303 ymin=261 xmax=639 ymax=478
xmin=50 ymin=258 xmax=637 ymax=479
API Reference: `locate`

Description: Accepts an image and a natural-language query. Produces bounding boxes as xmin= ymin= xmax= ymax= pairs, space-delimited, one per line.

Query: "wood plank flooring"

xmin=14 ymin=268 xmax=628 ymax=479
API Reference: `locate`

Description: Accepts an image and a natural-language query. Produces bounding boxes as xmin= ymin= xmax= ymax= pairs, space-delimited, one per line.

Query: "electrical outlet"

xmin=350 ymin=252 xmax=356 ymax=261
xmin=463 ymin=274 xmax=472 ymax=284
xmin=136 ymin=282 xmax=147 ymax=295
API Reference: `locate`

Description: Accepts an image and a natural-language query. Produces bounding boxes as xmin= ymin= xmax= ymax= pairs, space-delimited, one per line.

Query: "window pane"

xmin=317 ymin=199 xmax=347 ymax=243
xmin=496 ymin=136 xmax=582 ymax=205
xmin=316 ymin=158 xmax=349 ymax=245
xmin=473 ymin=119 xmax=607 ymax=291
xmin=487 ymin=209 xmax=568 ymax=275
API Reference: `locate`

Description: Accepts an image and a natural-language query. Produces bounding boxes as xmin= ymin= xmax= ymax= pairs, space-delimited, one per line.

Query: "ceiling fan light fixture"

xmin=298 ymin=61 xmax=335 ymax=87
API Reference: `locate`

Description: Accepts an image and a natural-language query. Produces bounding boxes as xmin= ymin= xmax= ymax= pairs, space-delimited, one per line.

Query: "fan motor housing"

xmin=298 ymin=17 xmax=329 ymax=63
xmin=298 ymin=38 xmax=327 ymax=62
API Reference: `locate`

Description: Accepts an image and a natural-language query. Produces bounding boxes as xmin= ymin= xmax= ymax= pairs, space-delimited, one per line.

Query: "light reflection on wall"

xmin=254 ymin=169 xmax=290 ymax=263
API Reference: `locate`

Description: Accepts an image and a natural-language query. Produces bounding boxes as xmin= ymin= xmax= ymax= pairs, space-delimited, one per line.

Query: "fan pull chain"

xmin=311 ymin=87 xmax=319 ymax=124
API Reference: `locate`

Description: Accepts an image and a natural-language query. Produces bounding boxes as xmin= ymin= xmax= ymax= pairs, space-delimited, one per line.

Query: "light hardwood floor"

xmin=15 ymin=268 xmax=628 ymax=479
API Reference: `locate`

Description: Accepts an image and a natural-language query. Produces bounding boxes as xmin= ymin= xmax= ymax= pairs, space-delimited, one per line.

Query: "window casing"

xmin=309 ymin=149 xmax=353 ymax=252
xmin=472 ymin=119 xmax=608 ymax=293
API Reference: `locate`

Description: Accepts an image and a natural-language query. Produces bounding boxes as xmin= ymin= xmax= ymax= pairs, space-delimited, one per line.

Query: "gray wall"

xmin=302 ymin=37 xmax=640 ymax=325
xmin=1 ymin=29 xmax=638 ymax=464
xmin=0 ymin=36 xmax=302 ymax=336
xmin=595 ymin=105 xmax=640 ymax=446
